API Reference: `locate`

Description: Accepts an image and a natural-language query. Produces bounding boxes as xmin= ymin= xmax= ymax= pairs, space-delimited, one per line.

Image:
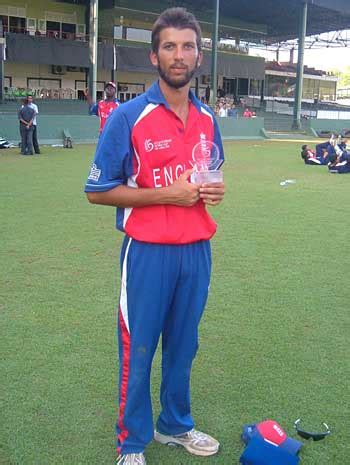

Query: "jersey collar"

xmin=103 ymin=98 xmax=119 ymax=103
xmin=146 ymin=80 xmax=202 ymax=112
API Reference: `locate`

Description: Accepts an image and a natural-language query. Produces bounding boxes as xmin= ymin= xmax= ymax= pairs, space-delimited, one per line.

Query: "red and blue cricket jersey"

xmin=85 ymin=82 xmax=225 ymax=455
xmin=85 ymin=81 xmax=224 ymax=244
xmin=89 ymin=98 xmax=119 ymax=133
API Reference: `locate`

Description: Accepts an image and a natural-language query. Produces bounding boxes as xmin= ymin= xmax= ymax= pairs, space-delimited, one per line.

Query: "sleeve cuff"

xmin=84 ymin=180 xmax=123 ymax=193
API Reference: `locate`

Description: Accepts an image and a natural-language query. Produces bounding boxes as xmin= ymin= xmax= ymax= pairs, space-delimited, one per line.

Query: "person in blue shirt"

xmin=18 ymin=98 xmax=35 ymax=155
xmin=227 ymin=102 xmax=238 ymax=118
xmin=85 ymin=8 xmax=225 ymax=465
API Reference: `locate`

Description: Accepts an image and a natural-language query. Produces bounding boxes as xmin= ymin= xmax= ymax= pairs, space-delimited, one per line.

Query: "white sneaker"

xmin=116 ymin=453 xmax=146 ymax=465
xmin=154 ymin=429 xmax=220 ymax=456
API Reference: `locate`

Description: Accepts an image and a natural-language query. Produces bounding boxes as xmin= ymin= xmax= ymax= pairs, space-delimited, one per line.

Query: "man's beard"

xmin=157 ymin=59 xmax=199 ymax=89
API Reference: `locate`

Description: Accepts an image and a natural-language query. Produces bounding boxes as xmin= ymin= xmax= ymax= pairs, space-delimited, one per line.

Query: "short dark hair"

xmin=151 ymin=7 xmax=202 ymax=54
xmin=301 ymin=144 xmax=307 ymax=150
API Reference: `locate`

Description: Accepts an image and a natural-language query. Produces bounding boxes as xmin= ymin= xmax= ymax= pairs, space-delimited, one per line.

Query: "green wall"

xmin=0 ymin=114 xmax=267 ymax=144
xmin=308 ymin=119 xmax=350 ymax=136
xmin=217 ymin=116 xmax=266 ymax=140
xmin=1 ymin=115 xmax=99 ymax=145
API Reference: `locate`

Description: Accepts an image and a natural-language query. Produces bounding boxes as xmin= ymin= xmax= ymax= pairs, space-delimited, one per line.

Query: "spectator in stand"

xmin=218 ymin=102 xmax=227 ymax=117
xmin=27 ymin=94 xmax=40 ymax=154
xmin=18 ymin=98 xmax=35 ymax=156
xmin=227 ymin=103 xmax=238 ymax=118
xmin=205 ymin=85 xmax=211 ymax=104
xmin=217 ymin=87 xmax=225 ymax=98
xmin=85 ymin=82 xmax=120 ymax=134
xmin=239 ymin=97 xmax=246 ymax=109
xmin=243 ymin=108 xmax=253 ymax=118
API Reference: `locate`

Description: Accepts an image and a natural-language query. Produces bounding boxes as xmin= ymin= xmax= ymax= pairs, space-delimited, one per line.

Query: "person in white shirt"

xmin=27 ymin=95 xmax=40 ymax=154
xmin=218 ymin=102 xmax=227 ymax=117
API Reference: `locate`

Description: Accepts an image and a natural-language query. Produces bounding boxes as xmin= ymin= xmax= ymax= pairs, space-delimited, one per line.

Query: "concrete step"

xmin=266 ymin=131 xmax=311 ymax=140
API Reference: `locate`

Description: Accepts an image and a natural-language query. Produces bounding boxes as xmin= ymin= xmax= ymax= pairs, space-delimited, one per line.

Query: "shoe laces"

xmin=179 ymin=429 xmax=208 ymax=443
xmin=116 ymin=453 xmax=145 ymax=465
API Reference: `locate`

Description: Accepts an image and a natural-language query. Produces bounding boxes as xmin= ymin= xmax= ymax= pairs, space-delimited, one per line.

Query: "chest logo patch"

xmin=144 ymin=138 xmax=172 ymax=152
xmin=144 ymin=139 xmax=154 ymax=152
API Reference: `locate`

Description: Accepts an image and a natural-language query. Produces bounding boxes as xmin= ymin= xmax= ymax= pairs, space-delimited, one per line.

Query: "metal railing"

xmin=3 ymin=87 xmax=78 ymax=101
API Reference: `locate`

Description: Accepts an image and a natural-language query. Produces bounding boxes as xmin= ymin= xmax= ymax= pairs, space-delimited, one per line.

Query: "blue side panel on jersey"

xmin=84 ymin=81 xmax=225 ymax=232
xmin=85 ymin=92 xmax=155 ymax=231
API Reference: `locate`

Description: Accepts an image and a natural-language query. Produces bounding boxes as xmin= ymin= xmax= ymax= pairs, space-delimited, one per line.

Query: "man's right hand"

xmin=87 ymin=169 xmax=201 ymax=209
xmin=165 ymin=169 xmax=200 ymax=206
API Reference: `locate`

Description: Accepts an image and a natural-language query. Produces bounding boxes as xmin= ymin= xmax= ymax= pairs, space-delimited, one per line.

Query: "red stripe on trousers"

xmin=116 ymin=308 xmax=130 ymax=454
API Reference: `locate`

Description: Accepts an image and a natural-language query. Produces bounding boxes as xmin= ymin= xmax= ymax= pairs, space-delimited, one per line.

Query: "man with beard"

xmin=85 ymin=81 xmax=119 ymax=134
xmin=85 ymin=8 xmax=225 ymax=465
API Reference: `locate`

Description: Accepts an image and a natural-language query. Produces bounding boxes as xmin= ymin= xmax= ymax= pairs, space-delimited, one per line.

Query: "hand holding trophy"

xmin=191 ymin=139 xmax=223 ymax=184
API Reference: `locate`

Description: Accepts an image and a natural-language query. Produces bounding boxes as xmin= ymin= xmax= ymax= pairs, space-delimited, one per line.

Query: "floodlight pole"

xmin=111 ymin=41 xmax=116 ymax=83
xmin=292 ymin=0 xmax=308 ymax=130
xmin=0 ymin=24 xmax=4 ymax=104
xmin=0 ymin=40 xmax=4 ymax=104
xmin=210 ymin=0 xmax=219 ymax=105
xmin=88 ymin=0 xmax=98 ymax=102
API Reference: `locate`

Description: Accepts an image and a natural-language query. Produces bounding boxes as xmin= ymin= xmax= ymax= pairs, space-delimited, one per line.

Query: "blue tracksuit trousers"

xmin=116 ymin=236 xmax=211 ymax=454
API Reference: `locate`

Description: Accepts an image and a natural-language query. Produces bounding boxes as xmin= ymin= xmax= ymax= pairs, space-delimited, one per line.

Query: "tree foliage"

xmin=332 ymin=66 xmax=350 ymax=88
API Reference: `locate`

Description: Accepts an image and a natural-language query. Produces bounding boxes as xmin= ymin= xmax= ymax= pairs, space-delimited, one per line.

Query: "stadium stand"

xmin=1 ymin=0 xmax=350 ymax=143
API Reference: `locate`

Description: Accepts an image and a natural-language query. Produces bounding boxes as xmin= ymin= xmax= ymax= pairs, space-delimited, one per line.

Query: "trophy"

xmin=191 ymin=139 xmax=223 ymax=184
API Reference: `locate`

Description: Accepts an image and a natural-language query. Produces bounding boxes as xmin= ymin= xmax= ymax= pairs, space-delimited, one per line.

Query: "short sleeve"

xmin=213 ymin=115 xmax=225 ymax=168
xmin=84 ymin=109 xmax=133 ymax=193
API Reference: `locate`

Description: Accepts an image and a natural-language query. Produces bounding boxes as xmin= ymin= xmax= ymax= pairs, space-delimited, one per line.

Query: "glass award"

xmin=191 ymin=140 xmax=223 ymax=184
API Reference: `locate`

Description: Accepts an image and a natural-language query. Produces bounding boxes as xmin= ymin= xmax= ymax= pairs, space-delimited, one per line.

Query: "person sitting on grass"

xmin=328 ymin=154 xmax=350 ymax=174
xmin=302 ymin=135 xmax=345 ymax=167
xmin=300 ymin=144 xmax=322 ymax=165
xmin=315 ymin=134 xmax=340 ymax=162
xmin=328 ymin=143 xmax=350 ymax=173
xmin=317 ymin=137 xmax=339 ymax=166
xmin=315 ymin=140 xmax=330 ymax=158
xmin=323 ymin=137 xmax=348 ymax=166
xmin=337 ymin=136 xmax=348 ymax=152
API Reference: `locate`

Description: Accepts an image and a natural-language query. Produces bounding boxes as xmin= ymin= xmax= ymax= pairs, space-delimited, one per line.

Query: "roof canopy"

xmin=58 ymin=0 xmax=350 ymax=44
xmin=214 ymin=0 xmax=350 ymax=43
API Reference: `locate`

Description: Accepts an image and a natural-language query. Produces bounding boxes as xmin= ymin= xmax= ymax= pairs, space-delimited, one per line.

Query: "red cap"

xmin=242 ymin=420 xmax=303 ymax=456
xmin=257 ymin=420 xmax=287 ymax=445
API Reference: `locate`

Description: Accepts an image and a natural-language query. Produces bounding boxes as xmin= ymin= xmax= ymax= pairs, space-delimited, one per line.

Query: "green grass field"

xmin=1 ymin=141 xmax=349 ymax=465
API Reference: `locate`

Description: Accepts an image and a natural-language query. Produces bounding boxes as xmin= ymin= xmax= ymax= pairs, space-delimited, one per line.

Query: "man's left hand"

xmin=199 ymin=182 xmax=225 ymax=206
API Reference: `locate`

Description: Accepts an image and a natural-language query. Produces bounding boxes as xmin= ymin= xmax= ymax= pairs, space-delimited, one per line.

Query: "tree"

xmin=332 ymin=67 xmax=350 ymax=88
